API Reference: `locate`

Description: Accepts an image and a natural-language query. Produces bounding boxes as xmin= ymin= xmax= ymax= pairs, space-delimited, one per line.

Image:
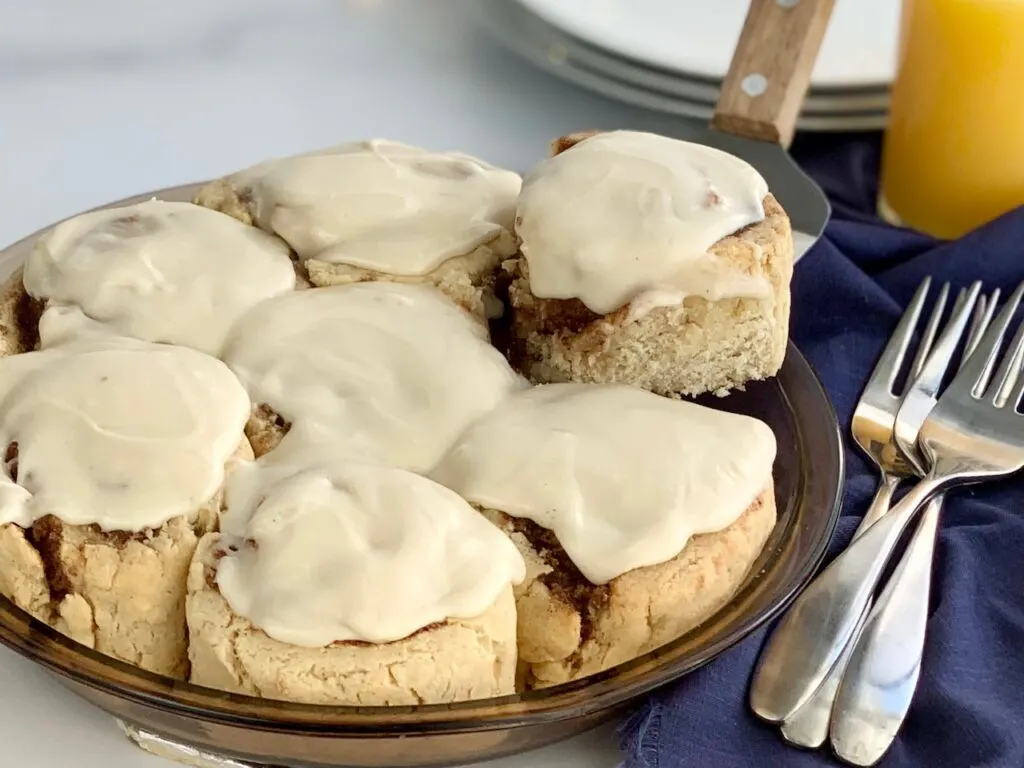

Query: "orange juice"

xmin=880 ymin=0 xmax=1024 ymax=239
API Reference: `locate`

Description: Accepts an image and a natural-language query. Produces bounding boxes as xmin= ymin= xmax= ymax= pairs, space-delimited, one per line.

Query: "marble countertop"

xmin=0 ymin=1 xmax=689 ymax=766
xmin=0 ymin=0 xmax=692 ymax=247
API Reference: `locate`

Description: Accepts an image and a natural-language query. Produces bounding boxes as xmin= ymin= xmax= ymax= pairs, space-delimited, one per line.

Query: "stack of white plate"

xmin=478 ymin=0 xmax=899 ymax=132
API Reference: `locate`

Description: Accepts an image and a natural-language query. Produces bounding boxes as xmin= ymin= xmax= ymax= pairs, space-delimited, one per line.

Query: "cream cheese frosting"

xmin=0 ymin=337 xmax=250 ymax=532
xmin=24 ymin=200 xmax=296 ymax=356
xmin=215 ymin=452 xmax=526 ymax=646
xmin=2 ymin=131 xmax=786 ymax=659
xmin=222 ymin=281 xmax=526 ymax=473
xmin=230 ymin=139 xmax=522 ymax=273
xmin=516 ymin=130 xmax=772 ymax=314
xmin=431 ymin=383 xmax=777 ymax=585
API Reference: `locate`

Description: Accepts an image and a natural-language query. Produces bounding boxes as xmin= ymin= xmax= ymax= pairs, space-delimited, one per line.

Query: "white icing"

xmin=0 ymin=133 xmax=784 ymax=651
xmin=232 ymin=139 xmax=522 ymax=273
xmin=24 ymin=200 xmax=296 ymax=356
xmin=215 ymin=455 xmax=525 ymax=646
xmin=0 ymin=339 xmax=250 ymax=531
xmin=432 ymin=383 xmax=777 ymax=585
xmin=222 ymin=281 xmax=526 ymax=473
xmin=516 ymin=130 xmax=773 ymax=314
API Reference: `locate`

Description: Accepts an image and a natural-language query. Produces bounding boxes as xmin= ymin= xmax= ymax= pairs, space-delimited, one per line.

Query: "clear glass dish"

xmin=0 ymin=184 xmax=844 ymax=768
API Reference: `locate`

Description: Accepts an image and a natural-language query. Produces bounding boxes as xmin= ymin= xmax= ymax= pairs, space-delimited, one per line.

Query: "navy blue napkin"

xmin=619 ymin=133 xmax=1024 ymax=768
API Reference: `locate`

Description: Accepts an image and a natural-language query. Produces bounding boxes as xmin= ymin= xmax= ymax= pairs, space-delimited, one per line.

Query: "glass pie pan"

xmin=0 ymin=183 xmax=844 ymax=768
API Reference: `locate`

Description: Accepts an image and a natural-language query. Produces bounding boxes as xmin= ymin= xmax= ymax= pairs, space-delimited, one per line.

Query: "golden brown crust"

xmin=192 ymin=178 xmax=257 ymax=227
xmin=548 ymin=131 xmax=601 ymax=156
xmin=483 ymin=483 xmax=776 ymax=687
xmin=0 ymin=267 xmax=43 ymax=357
xmin=0 ymin=523 xmax=50 ymax=623
xmin=245 ymin=403 xmax=289 ymax=458
xmin=1 ymin=513 xmax=214 ymax=677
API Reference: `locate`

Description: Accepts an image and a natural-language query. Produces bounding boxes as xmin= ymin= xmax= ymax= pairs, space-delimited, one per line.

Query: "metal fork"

xmin=852 ymin=278 xmax=950 ymax=528
xmin=779 ymin=279 xmax=951 ymax=745
xmin=830 ymin=289 xmax=1003 ymax=764
xmin=751 ymin=280 xmax=980 ymax=724
xmin=751 ymin=280 xmax=1024 ymax=721
xmin=779 ymin=282 xmax=987 ymax=747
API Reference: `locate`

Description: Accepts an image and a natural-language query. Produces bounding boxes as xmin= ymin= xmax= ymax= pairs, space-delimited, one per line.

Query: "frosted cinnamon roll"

xmin=507 ymin=130 xmax=793 ymax=397
xmin=195 ymin=139 xmax=521 ymax=321
xmin=432 ymin=383 xmax=777 ymax=686
xmin=0 ymin=335 xmax=251 ymax=678
xmin=187 ymin=454 xmax=524 ymax=705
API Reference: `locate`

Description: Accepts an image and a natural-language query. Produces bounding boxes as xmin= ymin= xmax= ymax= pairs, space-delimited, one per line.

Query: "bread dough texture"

xmin=0 ymin=440 xmax=251 ymax=678
xmin=0 ymin=501 xmax=221 ymax=678
xmin=0 ymin=267 xmax=42 ymax=357
xmin=481 ymin=484 xmax=776 ymax=687
xmin=186 ymin=534 xmax=519 ymax=705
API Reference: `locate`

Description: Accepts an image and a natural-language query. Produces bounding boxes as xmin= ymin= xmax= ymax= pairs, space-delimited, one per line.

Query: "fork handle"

xmin=855 ymin=473 xmax=902 ymax=538
xmin=749 ymin=476 xmax=944 ymax=722
xmin=778 ymin=473 xmax=901 ymax=746
xmin=829 ymin=494 xmax=944 ymax=765
xmin=781 ymin=605 xmax=870 ymax=748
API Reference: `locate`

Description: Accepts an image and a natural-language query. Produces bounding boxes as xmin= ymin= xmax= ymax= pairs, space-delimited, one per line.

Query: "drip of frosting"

xmin=231 ymin=139 xmax=521 ymax=272
xmin=431 ymin=383 xmax=777 ymax=585
xmin=516 ymin=130 xmax=773 ymax=314
xmin=215 ymin=454 xmax=525 ymax=646
xmin=24 ymin=200 xmax=295 ymax=356
xmin=222 ymin=281 xmax=526 ymax=473
xmin=0 ymin=337 xmax=250 ymax=531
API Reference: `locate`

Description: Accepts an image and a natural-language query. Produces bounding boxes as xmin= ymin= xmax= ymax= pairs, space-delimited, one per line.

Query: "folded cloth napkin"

xmin=620 ymin=133 xmax=1024 ymax=768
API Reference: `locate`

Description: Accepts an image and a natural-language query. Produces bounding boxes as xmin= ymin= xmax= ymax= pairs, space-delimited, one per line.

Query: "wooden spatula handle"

xmin=712 ymin=0 xmax=835 ymax=148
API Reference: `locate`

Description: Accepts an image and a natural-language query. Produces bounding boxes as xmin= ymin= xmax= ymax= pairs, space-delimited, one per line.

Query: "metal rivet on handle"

xmin=741 ymin=73 xmax=768 ymax=97
xmin=545 ymin=43 xmax=568 ymax=65
xmin=777 ymin=0 xmax=799 ymax=8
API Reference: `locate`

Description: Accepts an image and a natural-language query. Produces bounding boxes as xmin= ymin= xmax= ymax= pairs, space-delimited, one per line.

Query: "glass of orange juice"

xmin=879 ymin=0 xmax=1024 ymax=239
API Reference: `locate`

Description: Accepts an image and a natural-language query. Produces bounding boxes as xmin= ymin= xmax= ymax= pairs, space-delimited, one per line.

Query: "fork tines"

xmin=949 ymin=281 xmax=1024 ymax=409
